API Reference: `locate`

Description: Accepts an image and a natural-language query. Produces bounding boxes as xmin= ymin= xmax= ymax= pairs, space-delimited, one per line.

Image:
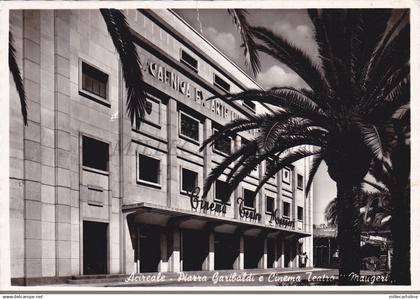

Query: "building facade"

xmin=9 ymin=9 xmax=313 ymax=284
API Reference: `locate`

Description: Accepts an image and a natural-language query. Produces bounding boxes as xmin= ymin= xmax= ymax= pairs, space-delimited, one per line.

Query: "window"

xmin=282 ymin=168 xmax=291 ymax=184
xmin=243 ymin=188 xmax=255 ymax=209
xmin=181 ymin=168 xmax=198 ymax=193
xmin=241 ymin=138 xmax=258 ymax=175
xmin=180 ymin=112 xmax=199 ymax=142
xmin=283 ymin=201 xmax=291 ymax=218
xmin=297 ymin=174 xmax=304 ymax=190
xmin=82 ymin=136 xmax=109 ymax=172
xmin=266 ymin=196 xmax=275 ymax=214
xmin=243 ymin=100 xmax=256 ymax=113
xmin=298 ymin=206 xmax=304 ymax=221
xmin=214 ymin=74 xmax=230 ymax=92
xmin=213 ymin=129 xmax=231 ymax=155
xmin=143 ymin=97 xmax=161 ymax=126
xmin=265 ymin=157 xmax=277 ymax=176
xmin=137 ymin=154 xmax=160 ymax=186
xmin=81 ymin=61 xmax=108 ymax=100
xmin=180 ymin=49 xmax=198 ymax=72
xmin=215 ymin=179 xmax=230 ymax=203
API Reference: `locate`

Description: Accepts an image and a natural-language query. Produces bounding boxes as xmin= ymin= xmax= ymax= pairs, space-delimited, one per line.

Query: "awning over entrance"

xmin=123 ymin=202 xmax=311 ymax=249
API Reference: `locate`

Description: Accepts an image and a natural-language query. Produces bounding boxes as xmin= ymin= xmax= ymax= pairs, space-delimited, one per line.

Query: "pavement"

xmin=31 ymin=268 xmax=390 ymax=288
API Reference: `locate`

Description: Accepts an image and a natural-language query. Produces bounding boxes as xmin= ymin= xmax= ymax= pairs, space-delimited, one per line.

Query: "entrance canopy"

xmin=122 ymin=202 xmax=311 ymax=248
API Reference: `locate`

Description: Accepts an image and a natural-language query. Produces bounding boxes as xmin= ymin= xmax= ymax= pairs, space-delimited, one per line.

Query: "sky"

xmin=175 ymin=9 xmax=336 ymax=225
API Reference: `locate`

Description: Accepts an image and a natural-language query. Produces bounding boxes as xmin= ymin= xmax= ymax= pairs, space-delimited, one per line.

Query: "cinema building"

xmin=9 ymin=9 xmax=313 ymax=284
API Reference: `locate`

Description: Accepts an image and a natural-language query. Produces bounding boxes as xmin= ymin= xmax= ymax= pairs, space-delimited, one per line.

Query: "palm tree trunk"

xmin=390 ymin=190 xmax=410 ymax=284
xmin=336 ymin=182 xmax=361 ymax=285
xmin=390 ymin=142 xmax=410 ymax=285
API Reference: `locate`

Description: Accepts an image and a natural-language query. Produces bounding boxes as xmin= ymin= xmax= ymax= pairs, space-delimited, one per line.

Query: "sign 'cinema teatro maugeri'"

xmin=9 ymin=9 xmax=314 ymax=284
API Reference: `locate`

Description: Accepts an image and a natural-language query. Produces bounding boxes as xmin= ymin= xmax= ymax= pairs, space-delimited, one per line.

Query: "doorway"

xmin=137 ymin=224 xmax=161 ymax=273
xmin=182 ymin=229 xmax=208 ymax=271
xmin=244 ymin=236 xmax=263 ymax=269
xmin=215 ymin=233 xmax=238 ymax=270
xmin=83 ymin=221 xmax=108 ymax=275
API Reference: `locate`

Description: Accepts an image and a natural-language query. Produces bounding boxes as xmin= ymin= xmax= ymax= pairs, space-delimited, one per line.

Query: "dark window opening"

xmin=81 ymin=62 xmax=108 ymax=99
xmin=138 ymin=154 xmax=160 ymax=184
xmin=298 ymin=206 xmax=304 ymax=221
xmin=283 ymin=168 xmax=291 ymax=184
xmin=214 ymin=130 xmax=231 ymax=155
xmin=180 ymin=49 xmax=198 ymax=72
xmin=180 ymin=113 xmax=199 ymax=142
xmin=297 ymin=174 xmax=304 ymax=190
xmin=214 ymin=74 xmax=230 ymax=92
xmin=215 ymin=179 xmax=230 ymax=203
xmin=265 ymin=157 xmax=277 ymax=176
xmin=181 ymin=168 xmax=198 ymax=193
xmin=82 ymin=136 xmax=108 ymax=172
xmin=283 ymin=201 xmax=291 ymax=218
xmin=266 ymin=196 xmax=275 ymax=214
xmin=243 ymin=189 xmax=255 ymax=208
xmin=146 ymin=100 xmax=153 ymax=115
xmin=243 ymin=100 xmax=256 ymax=113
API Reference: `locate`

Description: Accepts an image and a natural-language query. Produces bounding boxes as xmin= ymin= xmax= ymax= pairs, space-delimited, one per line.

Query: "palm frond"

xmin=366 ymin=10 xmax=408 ymax=80
xmin=392 ymin=103 xmax=409 ymax=121
xmin=100 ymin=9 xmax=147 ymax=130
xmin=199 ymin=113 xmax=283 ymax=151
xmin=308 ymin=9 xmax=350 ymax=97
xmin=364 ymin=23 xmax=409 ymax=104
xmin=250 ymin=26 xmax=328 ymax=96
xmin=358 ymin=123 xmax=384 ymax=161
xmin=225 ymin=137 xmax=323 ymax=199
xmin=324 ymin=198 xmax=338 ymax=226
xmin=305 ymin=152 xmax=324 ymax=197
xmin=227 ymin=89 xmax=330 ymax=124
xmin=9 ymin=31 xmax=27 ymax=126
xmin=251 ymin=148 xmax=322 ymax=199
xmin=202 ymin=140 xmax=257 ymax=198
xmin=351 ymin=10 xmax=392 ymax=92
xmin=362 ymin=179 xmax=389 ymax=193
xmin=227 ymin=9 xmax=261 ymax=75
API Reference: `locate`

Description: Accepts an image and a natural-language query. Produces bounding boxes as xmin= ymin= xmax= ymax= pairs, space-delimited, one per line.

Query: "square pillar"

xmin=204 ymin=230 xmax=214 ymax=271
xmin=167 ymin=98 xmax=178 ymax=208
xmin=123 ymin=220 xmax=135 ymax=274
xmin=280 ymin=239 xmax=285 ymax=268
xmin=258 ymin=238 xmax=268 ymax=269
xmin=234 ymin=234 xmax=244 ymax=270
xmin=273 ymin=240 xmax=279 ymax=268
xmin=168 ymin=228 xmax=181 ymax=272
xmin=159 ymin=231 xmax=168 ymax=272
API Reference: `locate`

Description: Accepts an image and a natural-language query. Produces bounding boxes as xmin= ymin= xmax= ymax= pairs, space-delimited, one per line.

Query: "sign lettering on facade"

xmin=189 ymin=187 xmax=227 ymax=214
xmin=140 ymin=57 xmax=245 ymax=123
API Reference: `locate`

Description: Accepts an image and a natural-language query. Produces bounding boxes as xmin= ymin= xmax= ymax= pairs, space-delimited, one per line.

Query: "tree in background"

xmin=201 ymin=9 xmax=409 ymax=284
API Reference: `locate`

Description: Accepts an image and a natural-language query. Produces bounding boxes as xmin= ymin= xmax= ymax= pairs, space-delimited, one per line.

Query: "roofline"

xmin=168 ymin=9 xmax=265 ymax=91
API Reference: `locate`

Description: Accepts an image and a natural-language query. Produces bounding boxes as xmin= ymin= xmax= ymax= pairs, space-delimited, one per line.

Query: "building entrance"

xmin=83 ymin=221 xmax=108 ymax=275
xmin=182 ymin=229 xmax=208 ymax=271
xmin=137 ymin=224 xmax=161 ymax=273
xmin=244 ymin=236 xmax=263 ymax=269
xmin=214 ymin=233 xmax=238 ymax=270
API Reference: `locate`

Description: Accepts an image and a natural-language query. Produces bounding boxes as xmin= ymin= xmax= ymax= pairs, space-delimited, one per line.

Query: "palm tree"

xmin=324 ymin=190 xmax=392 ymax=229
xmin=368 ymin=104 xmax=410 ymax=284
xmin=200 ymin=9 xmax=409 ymax=285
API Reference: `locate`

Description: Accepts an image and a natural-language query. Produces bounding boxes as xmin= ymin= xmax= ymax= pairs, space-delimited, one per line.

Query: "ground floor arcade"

xmin=115 ymin=203 xmax=312 ymax=275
